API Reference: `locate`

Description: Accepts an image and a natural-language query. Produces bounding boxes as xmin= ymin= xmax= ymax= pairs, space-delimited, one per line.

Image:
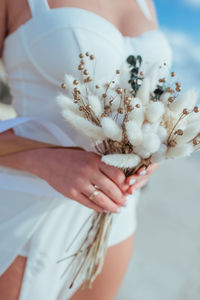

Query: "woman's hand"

xmin=30 ymin=148 xmax=130 ymax=214
xmin=125 ymin=163 xmax=160 ymax=194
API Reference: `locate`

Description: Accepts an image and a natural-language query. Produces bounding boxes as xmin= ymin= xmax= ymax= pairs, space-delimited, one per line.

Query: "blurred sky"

xmin=154 ymin=0 xmax=200 ymax=93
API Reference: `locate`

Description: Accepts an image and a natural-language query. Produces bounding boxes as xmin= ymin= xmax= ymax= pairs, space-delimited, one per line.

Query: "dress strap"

xmin=136 ymin=0 xmax=152 ymax=20
xmin=27 ymin=0 xmax=50 ymax=17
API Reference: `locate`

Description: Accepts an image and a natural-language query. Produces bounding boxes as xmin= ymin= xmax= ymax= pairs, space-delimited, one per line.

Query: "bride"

xmin=0 ymin=0 xmax=171 ymax=299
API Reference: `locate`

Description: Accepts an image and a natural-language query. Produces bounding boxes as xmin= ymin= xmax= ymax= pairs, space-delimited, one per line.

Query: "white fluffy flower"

xmin=151 ymin=144 xmax=167 ymax=163
xmin=136 ymin=78 xmax=150 ymax=106
xmin=166 ymin=143 xmax=193 ymax=159
xmin=160 ymin=92 xmax=171 ymax=105
xmin=128 ymin=98 xmax=144 ymax=126
xmin=169 ymin=89 xmax=199 ymax=114
xmin=125 ymin=120 xmax=143 ymax=146
xmin=61 ymin=110 xmax=105 ymax=140
xmin=157 ymin=126 xmax=168 ymax=143
xmin=88 ymin=95 xmax=103 ymax=118
xmin=146 ymin=101 xmax=165 ymax=123
xmin=101 ymin=117 xmax=122 ymax=142
xmin=56 ymin=94 xmax=81 ymax=115
xmin=135 ymin=133 xmax=161 ymax=156
xmin=142 ymin=122 xmax=159 ymax=134
xmin=102 ymin=153 xmax=141 ymax=168
xmin=176 ymin=121 xmax=200 ymax=144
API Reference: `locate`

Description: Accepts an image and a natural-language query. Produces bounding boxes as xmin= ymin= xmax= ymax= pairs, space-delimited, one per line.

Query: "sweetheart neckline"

xmin=4 ymin=6 xmax=160 ymax=45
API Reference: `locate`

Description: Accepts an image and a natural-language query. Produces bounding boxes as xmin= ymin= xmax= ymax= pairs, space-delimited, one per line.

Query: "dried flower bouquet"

xmin=56 ymin=52 xmax=200 ymax=289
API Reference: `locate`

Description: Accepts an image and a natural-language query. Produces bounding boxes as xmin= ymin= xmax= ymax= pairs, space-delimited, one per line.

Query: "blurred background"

xmin=0 ymin=1 xmax=200 ymax=299
xmin=117 ymin=1 xmax=200 ymax=299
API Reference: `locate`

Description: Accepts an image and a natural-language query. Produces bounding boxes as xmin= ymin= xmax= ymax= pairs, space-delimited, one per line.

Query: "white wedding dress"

xmin=0 ymin=0 xmax=172 ymax=299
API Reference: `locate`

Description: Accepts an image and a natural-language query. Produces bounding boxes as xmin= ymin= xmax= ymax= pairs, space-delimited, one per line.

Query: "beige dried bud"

xmin=102 ymin=93 xmax=107 ymax=98
xmin=177 ymin=129 xmax=183 ymax=136
xmin=166 ymin=87 xmax=175 ymax=93
xmin=80 ymin=59 xmax=85 ymax=64
xmin=116 ymin=70 xmax=120 ymax=74
xmin=183 ymin=108 xmax=189 ymax=115
xmin=96 ymin=85 xmax=100 ymax=89
xmin=127 ymin=105 xmax=134 ymax=112
xmin=90 ymin=55 xmax=94 ymax=60
xmin=73 ymin=80 xmax=79 ymax=85
xmin=135 ymin=104 xmax=140 ymax=108
xmin=140 ymin=71 xmax=144 ymax=76
xmin=78 ymin=64 xmax=84 ymax=71
xmin=61 ymin=83 xmax=66 ymax=89
xmin=116 ymin=88 xmax=123 ymax=94
xmin=86 ymin=105 xmax=92 ymax=110
xmin=159 ymin=78 xmax=166 ymax=83
xmin=79 ymin=53 xmax=84 ymax=58
xmin=79 ymin=106 xmax=84 ymax=111
xmin=169 ymin=140 xmax=177 ymax=147
xmin=171 ymin=72 xmax=175 ymax=77
xmin=85 ymin=52 xmax=90 ymax=56
xmin=168 ymin=97 xmax=174 ymax=103
xmin=176 ymin=86 xmax=182 ymax=92
xmin=118 ymin=108 xmax=123 ymax=114
xmin=194 ymin=106 xmax=199 ymax=113
xmin=193 ymin=139 xmax=198 ymax=146
xmin=83 ymin=70 xmax=89 ymax=75
xmin=104 ymin=106 xmax=111 ymax=113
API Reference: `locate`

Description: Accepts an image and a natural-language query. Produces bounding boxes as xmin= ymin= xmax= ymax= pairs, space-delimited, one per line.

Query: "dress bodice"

xmin=1 ymin=0 xmax=172 ymax=151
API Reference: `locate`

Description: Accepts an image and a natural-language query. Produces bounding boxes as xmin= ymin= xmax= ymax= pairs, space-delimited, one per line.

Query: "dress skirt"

xmin=0 ymin=165 xmax=140 ymax=300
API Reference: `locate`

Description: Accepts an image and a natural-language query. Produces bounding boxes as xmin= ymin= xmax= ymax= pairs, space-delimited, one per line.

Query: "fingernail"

xmin=139 ymin=170 xmax=147 ymax=176
xmin=104 ymin=209 xmax=108 ymax=213
xmin=129 ymin=178 xmax=136 ymax=186
xmin=116 ymin=207 xmax=122 ymax=213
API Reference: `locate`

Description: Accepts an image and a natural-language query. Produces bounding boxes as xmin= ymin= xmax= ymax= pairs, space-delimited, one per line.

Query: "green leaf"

xmin=127 ymin=55 xmax=136 ymax=66
xmin=137 ymin=55 xmax=142 ymax=66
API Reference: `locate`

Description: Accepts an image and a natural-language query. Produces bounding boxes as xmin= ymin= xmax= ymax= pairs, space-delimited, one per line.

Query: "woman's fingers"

xmin=92 ymin=171 xmax=127 ymax=206
xmin=99 ymin=162 xmax=129 ymax=192
xmin=127 ymin=178 xmax=148 ymax=194
xmin=82 ymin=184 xmax=123 ymax=213
xmin=78 ymin=193 xmax=105 ymax=213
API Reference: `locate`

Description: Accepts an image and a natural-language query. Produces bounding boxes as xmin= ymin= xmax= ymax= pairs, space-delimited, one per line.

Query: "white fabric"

xmin=0 ymin=0 xmax=172 ymax=298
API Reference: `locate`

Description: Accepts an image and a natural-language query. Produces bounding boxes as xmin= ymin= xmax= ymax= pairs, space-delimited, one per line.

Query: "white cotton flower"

xmin=146 ymin=101 xmax=165 ymax=123
xmin=169 ymin=89 xmax=199 ymax=114
xmin=136 ymin=78 xmax=150 ymax=106
xmin=128 ymin=98 xmax=144 ymax=126
xmin=157 ymin=126 xmax=168 ymax=143
xmin=166 ymin=143 xmax=193 ymax=159
xmin=176 ymin=121 xmax=200 ymax=144
xmin=135 ymin=133 xmax=161 ymax=155
xmin=61 ymin=110 xmax=105 ymax=140
xmin=133 ymin=145 xmax=151 ymax=159
xmin=142 ymin=122 xmax=159 ymax=134
xmin=160 ymin=92 xmax=171 ymax=105
xmin=102 ymin=153 xmax=141 ymax=168
xmin=56 ymin=94 xmax=81 ymax=115
xmin=151 ymin=144 xmax=167 ymax=163
xmin=88 ymin=95 xmax=103 ymax=118
xmin=125 ymin=120 xmax=143 ymax=146
xmin=101 ymin=117 xmax=123 ymax=142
